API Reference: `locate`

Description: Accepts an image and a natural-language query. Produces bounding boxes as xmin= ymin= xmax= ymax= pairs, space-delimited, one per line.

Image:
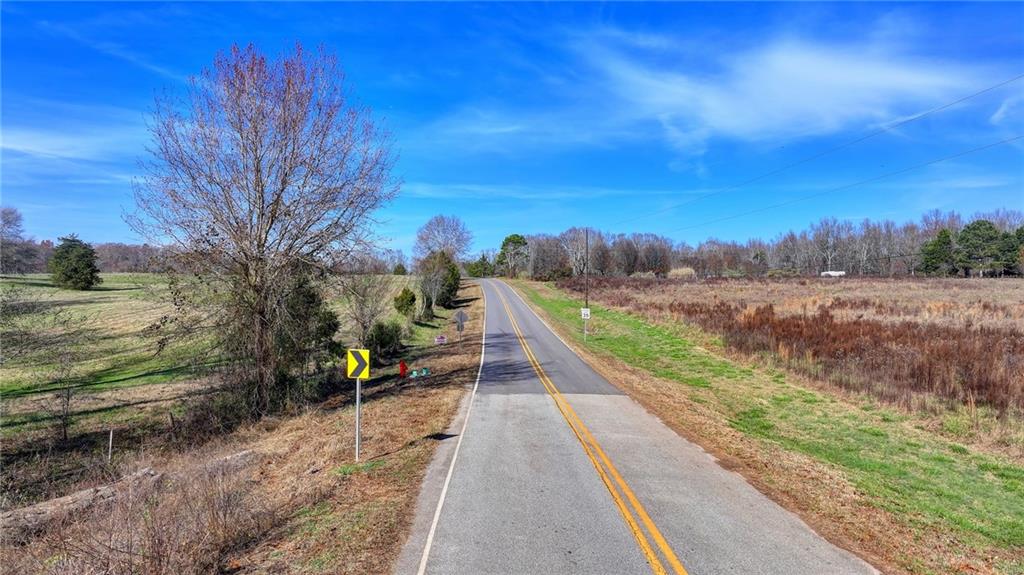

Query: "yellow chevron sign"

xmin=346 ymin=349 xmax=370 ymax=379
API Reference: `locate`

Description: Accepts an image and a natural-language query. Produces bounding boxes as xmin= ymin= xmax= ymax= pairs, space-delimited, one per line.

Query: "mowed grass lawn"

xmin=1 ymin=273 xmax=201 ymax=397
xmin=1 ymin=274 xmax=215 ymax=437
xmin=515 ymin=281 xmax=1024 ymax=575
xmin=0 ymin=273 xmax=425 ymax=440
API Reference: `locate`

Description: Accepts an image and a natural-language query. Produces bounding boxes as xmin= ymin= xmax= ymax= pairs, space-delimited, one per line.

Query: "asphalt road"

xmin=396 ymin=279 xmax=876 ymax=575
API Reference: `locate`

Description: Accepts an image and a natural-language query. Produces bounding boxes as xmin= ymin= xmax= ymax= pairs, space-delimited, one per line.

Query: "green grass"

xmin=516 ymin=281 xmax=1024 ymax=556
xmin=1 ymin=273 xmax=209 ymax=397
xmin=334 ymin=459 xmax=386 ymax=476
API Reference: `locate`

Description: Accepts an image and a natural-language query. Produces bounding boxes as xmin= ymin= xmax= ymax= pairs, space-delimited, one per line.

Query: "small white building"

xmin=820 ymin=270 xmax=847 ymax=278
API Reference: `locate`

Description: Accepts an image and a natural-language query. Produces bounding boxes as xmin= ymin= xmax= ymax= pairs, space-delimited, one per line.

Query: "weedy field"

xmin=0 ymin=272 xmax=480 ymax=574
xmin=559 ymin=276 xmax=1024 ymax=422
xmin=515 ymin=278 xmax=1024 ymax=575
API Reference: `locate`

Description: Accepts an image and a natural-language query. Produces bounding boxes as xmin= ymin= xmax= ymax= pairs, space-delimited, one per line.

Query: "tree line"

xmin=1 ymin=208 xmax=167 ymax=275
xmin=467 ymin=208 xmax=1023 ymax=280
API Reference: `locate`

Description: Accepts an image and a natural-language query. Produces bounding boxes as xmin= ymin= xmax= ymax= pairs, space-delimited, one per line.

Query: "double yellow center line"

xmin=495 ymin=288 xmax=688 ymax=575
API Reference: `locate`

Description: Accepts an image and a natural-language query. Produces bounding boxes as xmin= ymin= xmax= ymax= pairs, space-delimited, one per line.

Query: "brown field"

xmin=558 ymin=276 xmax=1024 ymax=417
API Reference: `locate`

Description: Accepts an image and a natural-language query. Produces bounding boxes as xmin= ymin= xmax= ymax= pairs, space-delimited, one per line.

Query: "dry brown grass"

xmin=0 ymin=282 xmax=484 ymax=575
xmin=582 ymin=276 xmax=1024 ymax=328
xmin=560 ymin=276 xmax=1024 ymax=418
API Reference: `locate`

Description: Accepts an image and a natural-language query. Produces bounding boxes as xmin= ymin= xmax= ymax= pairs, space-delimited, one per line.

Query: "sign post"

xmin=346 ymin=349 xmax=370 ymax=461
xmin=581 ymin=307 xmax=591 ymax=342
xmin=453 ymin=310 xmax=469 ymax=344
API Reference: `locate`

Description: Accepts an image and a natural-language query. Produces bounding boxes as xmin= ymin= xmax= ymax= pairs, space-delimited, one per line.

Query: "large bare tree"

xmin=413 ymin=215 xmax=473 ymax=262
xmin=131 ymin=43 xmax=397 ymax=414
xmin=559 ymin=227 xmax=589 ymax=277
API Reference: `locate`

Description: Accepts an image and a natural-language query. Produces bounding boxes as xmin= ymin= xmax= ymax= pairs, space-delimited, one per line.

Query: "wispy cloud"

xmin=402 ymin=182 xmax=712 ymax=201
xmin=419 ymin=21 xmax=991 ymax=165
xmin=1 ymin=100 xmax=147 ymax=161
xmin=37 ymin=19 xmax=187 ymax=82
xmin=991 ymin=95 xmax=1024 ymax=125
xmin=586 ymin=35 xmax=977 ymax=148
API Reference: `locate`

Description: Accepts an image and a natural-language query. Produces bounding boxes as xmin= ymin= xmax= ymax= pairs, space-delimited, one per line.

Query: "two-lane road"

xmin=397 ymin=279 xmax=876 ymax=575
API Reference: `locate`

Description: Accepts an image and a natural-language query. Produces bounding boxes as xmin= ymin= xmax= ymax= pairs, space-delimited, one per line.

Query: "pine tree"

xmin=49 ymin=235 xmax=102 ymax=290
xmin=920 ymin=229 xmax=955 ymax=276
xmin=956 ymin=220 xmax=1001 ymax=277
xmin=393 ymin=287 xmax=416 ymax=320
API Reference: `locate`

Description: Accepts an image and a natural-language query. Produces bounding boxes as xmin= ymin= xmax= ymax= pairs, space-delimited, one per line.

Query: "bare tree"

xmin=611 ymin=235 xmax=639 ymax=276
xmin=414 ymin=215 xmax=473 ymax=262
xmin=591 ymin=234 xmax=612 ymax=276
xmin=338 ymin=273 xmax=392 ymax=347
xmin=1 ymin=207 xmax=37 ymax=275
xmin=559 ymin=227 xmax=589 ymax=276
xmin=812 ymin=218 xmax=842 ymax=272
xmin=130 ymin=43 xmax=397 ymax=414
xmin=527 ymin=235 xmax=570 ymax=280
xmin=973 ymin=208 xmax=1024 ymax=232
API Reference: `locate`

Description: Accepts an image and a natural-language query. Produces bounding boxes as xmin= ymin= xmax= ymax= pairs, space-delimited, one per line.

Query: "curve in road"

xmin=398 ymin=279 xmax=876 ymax=575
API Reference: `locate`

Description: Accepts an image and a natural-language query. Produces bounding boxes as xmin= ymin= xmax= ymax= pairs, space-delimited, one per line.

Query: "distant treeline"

xmin=1 ymin=237 xmax=166 ymax=274
xmin=473 ymin=208 xmax=1024 ymax=280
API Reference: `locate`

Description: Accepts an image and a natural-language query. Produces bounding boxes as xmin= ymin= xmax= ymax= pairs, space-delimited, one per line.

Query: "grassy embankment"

xmin=513 ymin=280 xmax=1023 ymax=575
xmin=2 ymin=273 xmax=481 ymax=574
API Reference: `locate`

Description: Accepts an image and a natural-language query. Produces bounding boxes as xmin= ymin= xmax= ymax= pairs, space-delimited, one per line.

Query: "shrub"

xmin=49 ymin=235 xmax=102 ymax=290
xmin=419 ymin=250 xmax=460 ymax=313
xmin=437 ymin=261 xmax=461 ymax=308
xmin=393 ymin=262 xmax=407 ymax=275
xmin=393 ymin=287 xmax=416 ymax=320
xmin=366 ymin=320 xmax=403 ymax=364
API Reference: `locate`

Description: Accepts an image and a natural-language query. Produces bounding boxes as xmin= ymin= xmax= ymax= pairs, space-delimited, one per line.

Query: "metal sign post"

xmin=584 ymin=228 xmax=590 ymax=343
xmin=346 ymin=349 xmax=370 ymax=462
xmin=355 ymin=378 xmax=361 ymax=461
xmin=453 ymin=310 xmax=469 ymax=344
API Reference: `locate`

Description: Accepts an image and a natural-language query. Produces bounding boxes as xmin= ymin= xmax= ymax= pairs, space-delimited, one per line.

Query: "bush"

xmin=366 ymin=320 xmax=403 ymax=364
xmin=419 ymin=251 xmax=460 ymax=314
xmin=437 ymin=261 xmax=461 ymax=308
xmin=393 ymin=262 xmax=407 ymax=275
xmin=393 ymin=287 xmax=416 ymax=320
xmin=49 ymin=235 xmax=102 ymax=290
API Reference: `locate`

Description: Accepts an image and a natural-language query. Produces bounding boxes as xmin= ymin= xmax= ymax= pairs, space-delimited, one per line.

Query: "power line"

xmin=669 ymin=134 xmax=1023 ymax=233
xmin=613 ymin=72 xmax=1024 ymax=227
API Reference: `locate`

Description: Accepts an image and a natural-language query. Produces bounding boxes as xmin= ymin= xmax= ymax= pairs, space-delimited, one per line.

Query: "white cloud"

xmin=402 ymin=181 xmax=712 ymax=201
xmin=580 ymin=34 xmax=980 ymax=152
xmin=1 ymin=99 xmax=147 ymax=161
xmin=418 ymin=23 xmax=991 ymax=163
xmin=990 ymin=95 xmax=1024 ymax=125
xmin=37 ymin=19 xmax=187 ymax=82
xmin=1 ymin=127 xmax=141 ymax=161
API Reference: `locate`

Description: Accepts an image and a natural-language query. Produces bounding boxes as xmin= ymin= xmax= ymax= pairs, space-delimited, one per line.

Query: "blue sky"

xmin=2 ymin=2 xmax=1023 ymax=256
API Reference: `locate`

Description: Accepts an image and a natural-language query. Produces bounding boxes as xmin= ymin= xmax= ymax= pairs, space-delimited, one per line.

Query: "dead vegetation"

xmin=559 ymin=276 xmax=1024 ymax=417
xmin=0 ymin=282 xmax=483 ymax=574
xmin=517 ymin=280 xmax=1024 ymax=575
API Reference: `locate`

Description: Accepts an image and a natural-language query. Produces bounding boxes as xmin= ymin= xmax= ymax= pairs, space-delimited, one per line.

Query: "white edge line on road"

xmin=501 ymin=279 xmax=586 ymax=362
xmin=415 ymin=280 xmax=487 ymax=575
